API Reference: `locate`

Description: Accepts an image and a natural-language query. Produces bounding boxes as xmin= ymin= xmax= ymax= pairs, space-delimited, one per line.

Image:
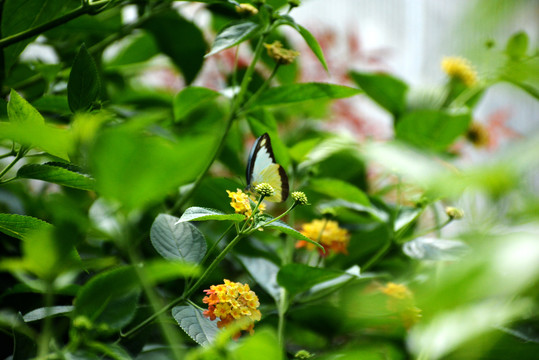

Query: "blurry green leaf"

xmin=0 ymin=214 xmax=53 ymax=240
xmin=23 ymin=306 xmax=74 ymax=322
xmin=206 ymin=21 xmax=261 ymax=57
xmin=281 ymin=18 xmax=328 ymax=72
xmin=505 ymin=31 xmax=529 ymax=59
xmin=32 ymin=95 xmax=70 ymax=115
xmin=234 ymin=328 xmax=283 ymax=360
xmin=86 ymin=342 xmax=133 ymax=360
xmin=263 ymin=219 xmax=325 ymax=253
xmin=277 ymin=264 xmax=342 ymax=297
xmin=17 ymin=162 xmax=95 ymax=191
xmin=319 ymin=199 xmax=389 ymax=223
xmin=106 ymin=31 xmax=159 ymax=68
xmin=297 ymin=136 xmax=359 ymax=172
xmin=68 ymin=44 xmax=101 ymax=113
xmin=8 ymin=90 xmax=44 ymax=126
xmin=0 ymin=310 xmax=36 ymax=339
xmin=88 ymin=198 xmax=122 ymax=239
xmin=74 ymin=266 xmax=140 ymax=331
xmin=0 ymin=122 xmax=72 ymax=160
xmin=395 ymin=109 xmax=472 ymax=151
xmin=177 ymin=207 xmax=246 ymax=222
xmin=143 ymin=10 xmax=206 ymax=84
xmin=349 ymin=71 xmax=408 ymax=116
xmin=172 ymin=305 xmax=219 ymax=347
xmin=173 ymin=87 xmax=221 ymax=122
xmin=237 ymin=255 xmax=281 ymax=301
xmin=91 ymin=130 xmax=215 ymax=210
xmin=289 ymin=138 xmax=319 ymax=163
xmin=403 ymin=237 xmax=469 ymax=261
xmin=1 ymin=0 xmax=67 ymax=73
xmin=254 ymin=83 xmax=361 ymax=107
xmin=150 ymin=214 xmax=207 ymax=263
xmin=309 ymin=178 xmax=370 ymax=206
xmin=142 ymin=259 xmax=200 ymax=283
xmin=394 ymin=207 xmax=423 ymax=233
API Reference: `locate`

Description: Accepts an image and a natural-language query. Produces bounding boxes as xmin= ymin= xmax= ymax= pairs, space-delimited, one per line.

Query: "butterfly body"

xmin=246 ymin=133 xmax=289 ymax=202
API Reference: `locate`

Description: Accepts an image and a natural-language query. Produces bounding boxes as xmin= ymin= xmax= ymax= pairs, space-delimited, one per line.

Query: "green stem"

xmin=0 ymin=148 xmax=25 ymax=182
xmin=37 ymin=281 xmax=54 ymax=359
xmin=240 ymin=62 xmax=281 ymax=113
xmin=0 ymin=0 xmax=111 ymax=49
xmin=362 ymin=239 xmax=392 ymax=271
xmin=256 ymin=203 xmax=297 ymax=229
xmin=0 ymin=150 xmax=15 ymax=159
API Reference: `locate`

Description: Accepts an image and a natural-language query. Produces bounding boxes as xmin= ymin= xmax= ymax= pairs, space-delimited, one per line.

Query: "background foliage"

xmin=0 ymin=0 xmax=538 ymax=359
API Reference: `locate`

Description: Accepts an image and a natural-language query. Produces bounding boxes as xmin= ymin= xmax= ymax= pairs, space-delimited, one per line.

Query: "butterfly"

xmin=245 ymin=133 xmax=289 ymax=202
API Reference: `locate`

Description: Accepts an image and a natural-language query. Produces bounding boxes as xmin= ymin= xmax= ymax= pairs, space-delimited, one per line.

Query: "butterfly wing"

xmin=246 ymin=133 xmax=289 ymax=202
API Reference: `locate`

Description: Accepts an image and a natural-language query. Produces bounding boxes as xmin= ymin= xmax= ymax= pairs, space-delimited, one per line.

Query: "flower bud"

xmin=255 ymin=183 xmax=275 ymax=197
xmin=445 ymin=206 xmax=464 ymax=220
xmin=292 ymin=191 xmax=308 ymax=205
xmin=236 ymin=3 xmax=258 ymax=16
xmin=264 ymin=41 xmax=299 ymax=65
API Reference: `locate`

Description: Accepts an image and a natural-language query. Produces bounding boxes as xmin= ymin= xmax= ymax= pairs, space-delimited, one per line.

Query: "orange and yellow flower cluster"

xmin=203 ymin=279 xmax=261 ymax=338
xmin=296 ymin=219 xmax=350 ymax=256
xmin=226 ymin=189 xmax=265 ymax=218
xmin=381 ymin=282 xmax=421 ymax=329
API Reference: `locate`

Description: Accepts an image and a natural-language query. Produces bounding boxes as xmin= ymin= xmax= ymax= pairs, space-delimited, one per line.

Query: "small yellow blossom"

xmin=380 ymin=282 xmax=421 ymax=329
xmin=236 ymin=3 xmax=258 ymax=16
xmin=227 ymin=189 xmax=252 ymax=217
xmin=465 ymin=122 xmax=490 ymax=148
xmin=441 ymin=56 xmax=478 ymax=87
xmin=296 ymin=219 xmax=350 ymax=256
xmin=445 ymin=206 xmax=464 ymax=220
xmin=203 ymin=279 xmax=261 ymax=338
xmin=264 ymin=41 xmax=300 ymax=65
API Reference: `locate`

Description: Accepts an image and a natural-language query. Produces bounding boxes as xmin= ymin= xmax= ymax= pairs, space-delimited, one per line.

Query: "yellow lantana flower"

xmin=441 ymin=56 xmax=478 ymax=87
xmin=380 ymin=282 xmax=421 ymax=329
xmin=226 ymin=189 xmax=265 ymax=218
xmin=296 ymin=219 xmax=350 ymax=256
xmin=203 ymin=279 xmax=261 ymax=338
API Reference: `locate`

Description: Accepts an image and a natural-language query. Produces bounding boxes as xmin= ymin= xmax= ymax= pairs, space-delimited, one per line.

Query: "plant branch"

xmin=0 ymin=147 xmax=25 ymax=182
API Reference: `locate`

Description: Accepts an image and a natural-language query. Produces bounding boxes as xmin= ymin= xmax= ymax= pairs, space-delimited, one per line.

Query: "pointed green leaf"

xmin=309 ymin=177 xmax=370 ymax=206
xmin=0 ymin=214 xmax=53 ymax=241
xmin=206 ymin=21 xmax=261 ymax=57
xmin=395 ymin=109 xmax=472 ymax=151
xmin=8 ymin=90 xmax=44 ymax=126
xmin=173 ymin=87 xmax=221 ymax=122
xmin=177 ymin=207 xmax=246 ymax=222
xmin=237 ymin=255 xmax=281 ymax=301
xmin=349 ymin=71 xmax=408 ymax=116
xmin=233 ymin=329 xmax=283 ymax=360
xmin=68 ymin=44 xmax=101 ymax=113
xmin=505 ymin=31 xmax=529 ymax=59
xmin=172 ymin=305 xmax=219 ymax=347
xmin=150 ymin=214 xmax=207 ymax=263
xmin=254 ymin=83 xmax=361 ymax=107
xmin=282 ymin=18 xmax=328 ymax=73
xmin=262 ymin=219 xmax=325 ymax=253
xmin=277 ymin=264 xmax=343 ymax=297
xmin=23 ymin=306 xmax=74 ymax=322
xmin=17 ymin=162 xmax=95 ymax=191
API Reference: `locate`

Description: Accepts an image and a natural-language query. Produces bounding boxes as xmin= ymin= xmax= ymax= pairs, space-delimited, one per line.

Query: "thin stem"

xmin=37 ymin=281 xmax=54 ymax=359
xmin=0 ymin=150 xmax=15 ymax=159
xmin=0 ymin=148 xmax=25 ymax=182
xmin=256 ymin=203 xmax=297 ymax=229
xmin=362 ymin=239 xmax=392 ymax=271
xmin=0 ymin=1 xmax=111 ymax=49
xmin=240 ymin=62 xmax=281 ymax=112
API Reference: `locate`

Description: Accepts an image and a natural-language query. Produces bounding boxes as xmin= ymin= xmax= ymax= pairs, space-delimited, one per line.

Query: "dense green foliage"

xmin=0 ymin=1 xmax=538 ymax=359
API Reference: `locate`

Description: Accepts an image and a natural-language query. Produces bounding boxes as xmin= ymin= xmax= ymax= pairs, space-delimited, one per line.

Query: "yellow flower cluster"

xmin=441 ymin=56 xmax=478 ymax=87
xmin=264 ymin=41 xmax=300 ymax=65
xmin=226 ymin=189 xmax=266 ymax=218
xmin=297 ymin=219 xmax=350 ymax=256
xmin=380 ymin=282 xmax=421 ymax=329
xmin=203 ymin=279 xmax=261 ymax=337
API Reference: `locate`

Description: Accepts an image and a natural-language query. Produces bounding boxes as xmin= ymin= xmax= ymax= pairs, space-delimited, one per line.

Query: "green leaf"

xmin=73 ymin=266 xmax=140 ymax=331
xmin=282 ymin=19 xmax=328 ymax=72
xmin=172 ymin=305 xmax=219 ymax=347
xmin=394 ymin=207 xmax=423 ymax=233
xmin=23 ymin=306 xmax=74 ymax=322
xmin=277 ymin=264 xmax=342 ymax=297
xmin=349 ymin=71 xmax=408 ymax=116
xmin=403 ymin=237 xmax=469 ymax=261
xmin=173 ymin=87 xmax=221 ymax=122
xmin=395 ymin=109 xmax=472 ymax=151
xmin=143 ymin=10 xmax=206 ymax=84
xmin=68 ymin=44 xmax=101 ymax=113
xmin=0 ymin=214 xmax=53 ymax=241
xmin=1 ymin=0 xmax=67 ymax=73
xmin=90 ymin=129 xmax=215 ymax=210
xmin=233 ymin=329 xmax=283 ymax=360
xmin=142 ymin=260 xmax=200 ymax=283
xmin=105 ymin=31 xmax=159 ymax=68
xmin=177 ymin=207 xmax=246 ymax=222
xmin=318 ymin=199 xmax=389 ymax=222
xmin=86 ymin=342 xmax=133 ymax=360
xmin=309 ymin=178 xmax=370 ymax=206
xmin=505 ymin=31 xmax=529 ymax=59
xmin=8 ymin=90 xmax=44 ymax=126
xmin=237 ymin=256 xmax=281 ymax=302
xmin=150 ymin=214 xmax=207 ymax=263
xmin=17 ymin=162 xmax=95 ymax=191
xmin=254 ymin=83 xmax=361 ymax=107
xmin=206 ymin=21 xmax=261 ymax=57
xmin=262 ymin=219 xmax=325 ymax=253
